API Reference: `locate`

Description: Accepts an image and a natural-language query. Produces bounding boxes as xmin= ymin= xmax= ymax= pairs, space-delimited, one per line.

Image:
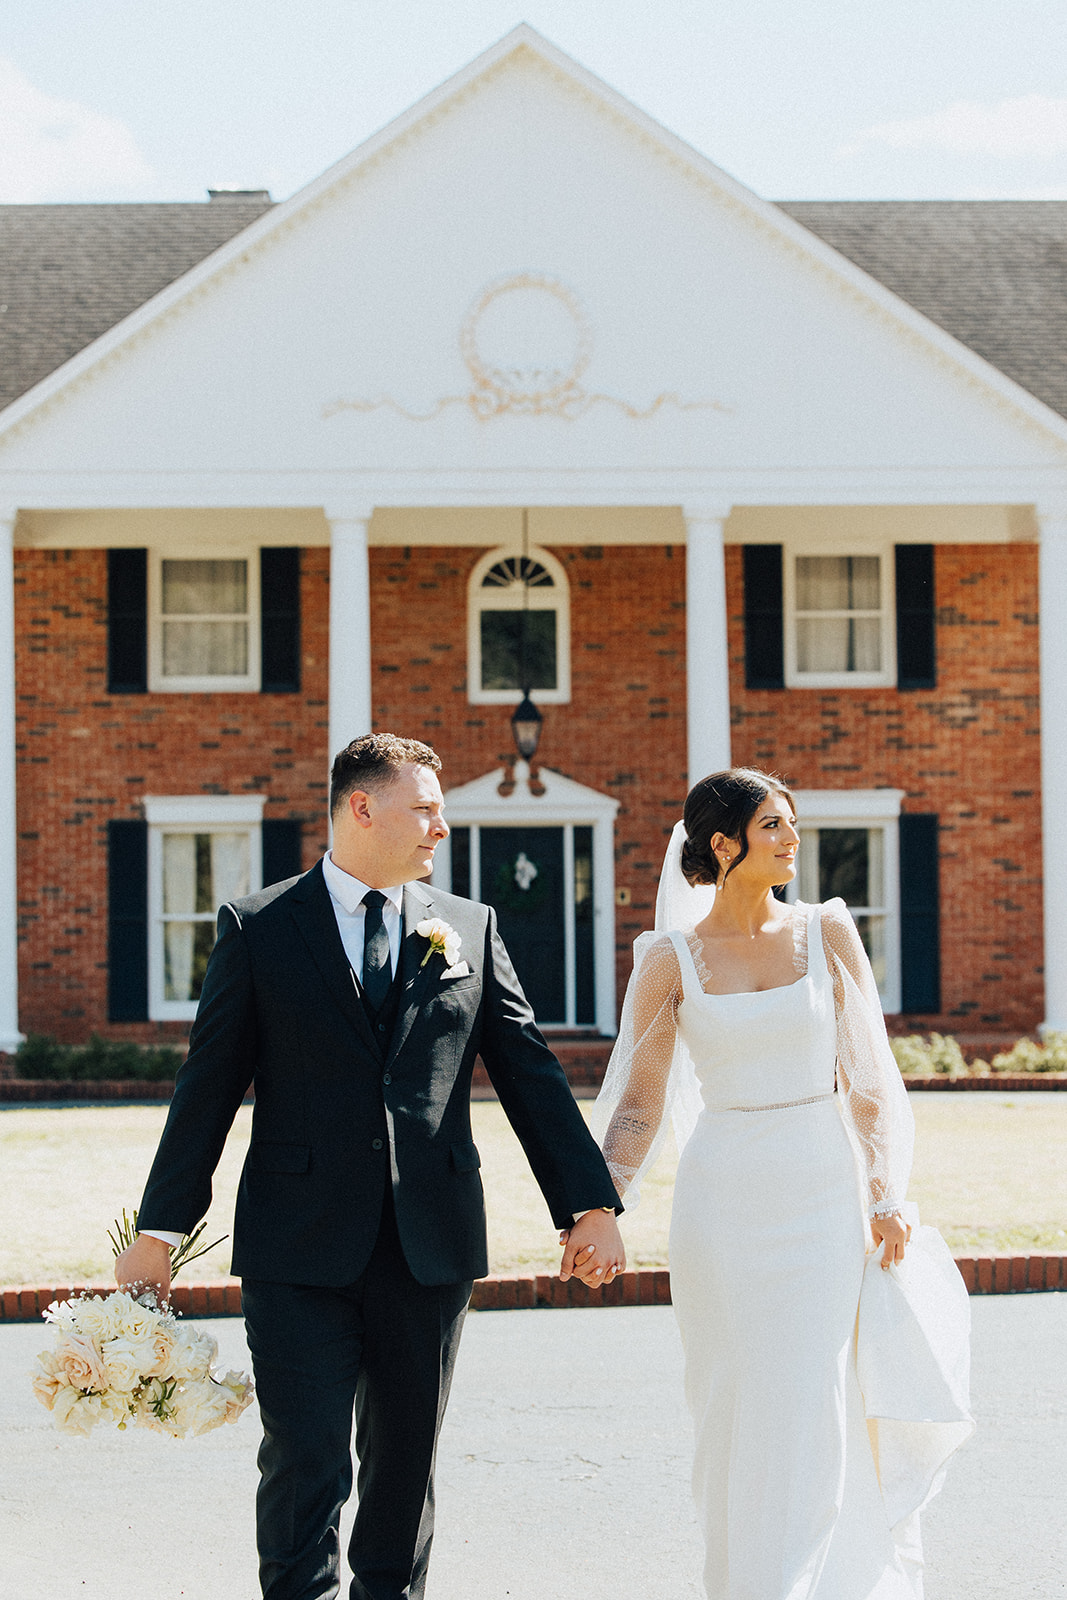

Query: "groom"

xmin=116 ymin=732 xmax=624 ymax=1600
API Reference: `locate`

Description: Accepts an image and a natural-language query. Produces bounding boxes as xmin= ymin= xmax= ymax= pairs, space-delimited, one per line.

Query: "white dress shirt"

xmin=141 ymin=854 xmax=405 ymax=1249
xmin=320 ymin=851 xmax=404 ymax=982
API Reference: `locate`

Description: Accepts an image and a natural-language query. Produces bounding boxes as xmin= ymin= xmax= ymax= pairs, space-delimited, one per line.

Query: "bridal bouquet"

xmin=31 ymin=1212 xmax=255 ymax=1439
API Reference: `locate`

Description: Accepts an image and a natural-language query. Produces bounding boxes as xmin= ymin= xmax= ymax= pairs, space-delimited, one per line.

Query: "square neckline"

xmin=679 ymin=903 xmax=814 ymax=999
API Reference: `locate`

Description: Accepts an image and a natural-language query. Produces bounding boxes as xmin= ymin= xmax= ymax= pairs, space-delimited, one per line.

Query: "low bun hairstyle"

xmin=681 ymin=768 xmax=796 ymax=888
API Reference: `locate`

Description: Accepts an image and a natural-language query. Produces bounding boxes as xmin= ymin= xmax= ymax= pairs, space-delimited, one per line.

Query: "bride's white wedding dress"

xmin=596 ymin=890 xmax=972 ymax=1600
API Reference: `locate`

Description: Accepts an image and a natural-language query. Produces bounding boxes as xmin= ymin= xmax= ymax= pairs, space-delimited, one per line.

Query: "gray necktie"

xmin=361 ymin=890 xmax=392 ymax=1012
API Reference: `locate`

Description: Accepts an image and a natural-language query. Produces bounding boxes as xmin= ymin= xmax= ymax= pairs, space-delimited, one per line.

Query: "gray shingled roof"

xmin=1 ymin=194 xmax=1066 ymax=423
xmin=780 ymin=201 xmax=1067 ymax=422
xmin=0 ymin=196 xmax=273 ymax=412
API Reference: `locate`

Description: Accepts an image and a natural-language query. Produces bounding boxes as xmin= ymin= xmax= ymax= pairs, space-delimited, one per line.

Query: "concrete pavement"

xmin=1 ymin=1296 xmax=1064 ymax=1599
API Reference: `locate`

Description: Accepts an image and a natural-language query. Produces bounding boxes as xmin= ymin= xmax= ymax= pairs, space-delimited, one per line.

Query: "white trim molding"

xmin=144 ymin=794 xmax=266 ymax=1022
xmin=147 ymin=546 xmax=261 ymax=693
xmin=1037 ymin=506 xmax=1067 ymax=1032
xmin=0 ymin=508 xmax=22 ymax=1050
xmin=467 ymin=544 xmax=571 ymax=705
xmin=787 ymin=789 xmax=905 ymax=1013
xmin=144 ymin=794 xmax=267 ymax=826
xmin=783 ymin=539 xmax=897 ymax=690
xmin=436 ymin=762 xmax=619 ymax=1035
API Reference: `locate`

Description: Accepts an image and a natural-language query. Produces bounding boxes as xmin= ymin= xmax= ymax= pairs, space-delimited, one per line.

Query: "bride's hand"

xmin=870 ymin=1212 xmax=911 ymax=1269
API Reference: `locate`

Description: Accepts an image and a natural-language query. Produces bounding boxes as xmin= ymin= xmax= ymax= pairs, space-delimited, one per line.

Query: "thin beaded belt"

xmin=726 ymin=1092 xmax=833 ymax=1113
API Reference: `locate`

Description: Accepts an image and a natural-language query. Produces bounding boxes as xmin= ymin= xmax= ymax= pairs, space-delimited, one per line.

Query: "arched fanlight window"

xmin=467 ymin=545 xmax=571 ymax=705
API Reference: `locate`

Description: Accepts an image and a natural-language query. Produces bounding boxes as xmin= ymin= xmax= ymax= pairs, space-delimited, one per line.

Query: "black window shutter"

xmin=262 ymin=819 xmax=303 ymax=887
xmin=260 ymin=547 xmax=301 ymax=692
xmin=895 ymin=545 xmax=936 ymax=690
xmin=899 ymin=813 xmax=940 ymax=1013
xmin=743 ymin=544 xmax=784 ymax=689
xmin=107 ymin=549 xmax=147 ymax=693
xmin=107 ymin=819 xmax=148 ymax=1021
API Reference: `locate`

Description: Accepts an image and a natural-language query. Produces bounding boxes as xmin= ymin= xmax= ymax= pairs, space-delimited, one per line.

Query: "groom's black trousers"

xmin=242 ymin=1188 xmax=472 ymax=1600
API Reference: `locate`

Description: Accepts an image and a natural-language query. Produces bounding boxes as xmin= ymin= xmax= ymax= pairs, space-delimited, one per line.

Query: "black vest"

xmin=361 ymin=959 xmax=404 ymax=1052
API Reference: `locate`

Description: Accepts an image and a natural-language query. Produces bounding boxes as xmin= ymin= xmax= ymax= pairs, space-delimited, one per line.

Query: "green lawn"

xmin=1 ymin=1093 xmax=1064 ymax=1285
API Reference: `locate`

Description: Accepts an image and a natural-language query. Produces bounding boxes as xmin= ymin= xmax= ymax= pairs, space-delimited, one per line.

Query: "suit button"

xmin=371 ymin=1137 xmax=384 ymax=1151
xmin=377 ymin=1021 xmax=386 ymax=1032
xmin=382 ymin=1073 xmax=392 ymax=1085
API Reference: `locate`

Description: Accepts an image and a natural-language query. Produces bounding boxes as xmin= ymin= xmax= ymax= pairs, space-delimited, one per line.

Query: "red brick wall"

xmin=728 ymin=542 xmax=1043 ymax=1034
xmin=370 ymin=544 xmax=689 ymax=1006
xmin=15 ymin=547 xmax=332 ymax=1042
xmin=12 ymin=538 xmax=1043 ymax=1043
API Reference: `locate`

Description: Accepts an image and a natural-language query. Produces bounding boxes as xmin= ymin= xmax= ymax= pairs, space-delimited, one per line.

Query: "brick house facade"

xmin=2 ymin=29 xmax=1066 ymax=1052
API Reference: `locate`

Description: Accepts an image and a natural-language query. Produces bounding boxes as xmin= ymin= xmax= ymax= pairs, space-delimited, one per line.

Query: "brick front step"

xmin=5 ymin=1254 xmax=1065 ymax=1321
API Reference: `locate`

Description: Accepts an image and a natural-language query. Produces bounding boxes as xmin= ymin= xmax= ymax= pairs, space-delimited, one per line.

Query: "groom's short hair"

xmin=330 ymin=732 xmax=441 ymax=818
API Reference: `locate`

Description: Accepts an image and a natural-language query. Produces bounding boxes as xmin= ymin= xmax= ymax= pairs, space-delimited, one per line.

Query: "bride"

xmin=593 ymin=768 xmax=972 ymax=1600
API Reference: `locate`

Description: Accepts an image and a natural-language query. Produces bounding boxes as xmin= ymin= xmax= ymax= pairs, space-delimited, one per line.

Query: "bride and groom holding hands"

xmin=117 ymin=731 xmax=970 ymax=1600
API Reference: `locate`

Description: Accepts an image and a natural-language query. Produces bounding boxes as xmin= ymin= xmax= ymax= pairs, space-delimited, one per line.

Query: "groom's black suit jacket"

xmin=138 ymin=862 xmax=619 ymax=1287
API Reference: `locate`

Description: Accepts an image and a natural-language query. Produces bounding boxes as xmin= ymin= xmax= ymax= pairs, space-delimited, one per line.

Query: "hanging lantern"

xmin=510 ymin=692 xmax=543 ymax=760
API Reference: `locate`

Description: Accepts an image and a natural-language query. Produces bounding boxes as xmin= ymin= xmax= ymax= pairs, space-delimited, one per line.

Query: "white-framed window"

xmin=145 ymin=795 xmax=265 ymax=1021
xmin=784 ymin=545 xmax=895 ymax=689
xmin=467 ymin=546 xmax=571 ymax=704
xmin=148 ymin=549 xmax=261 ymax=692
xmin=784 ymin=790 xmax=904 ymax=1012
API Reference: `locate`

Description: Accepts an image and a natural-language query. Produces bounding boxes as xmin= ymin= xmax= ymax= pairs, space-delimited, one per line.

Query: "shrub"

xmin=890 ymin=1033 xmax=970 ymax=1077
xmin=14 ymin=1033 xmax=182 ymax=1082
xmin=989 ymin=1031 xmax=1067 ymax=1075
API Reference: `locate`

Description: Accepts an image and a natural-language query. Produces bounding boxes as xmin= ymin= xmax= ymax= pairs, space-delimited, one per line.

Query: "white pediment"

xmin=3 ymin=25 xmax=1067 ymax=504
xmin=442 ymin=763 xmax=619 ymax=825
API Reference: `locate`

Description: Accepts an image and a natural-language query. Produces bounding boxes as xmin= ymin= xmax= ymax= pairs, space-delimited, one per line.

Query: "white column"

xmin=1037 ymin=507 xmax=1067 ymax=1032
xmin=682 ymin=504 xmax=733 ymax=783
xmin=325 ymin=508 xmax=374 ymax=763
xmin=0 ymin=510 xmax=21 ymax=1050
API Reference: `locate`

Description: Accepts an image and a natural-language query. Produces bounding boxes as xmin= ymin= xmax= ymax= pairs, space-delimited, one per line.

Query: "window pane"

xmin=796 ymin=615 xmax=881 ymax=674
xmin=480 ymin=610 xmax=557 ymax=691
xmin=796 ymin=616 xmax=849 ymax=673
xmin=797 ymin=556 xmax=851 ymax=612
xmin=818 ymin=828 xmax=869 ymax=905
xmin=162 ymin=619 xmax=249 ymax=677
xmin=796 ymin=555 xmax=879 ymax=612
xmin=851 ymin=617 xmax=882 ymax=672
xmin=211 ymin=832 xmax=250 ymax=905
xmin=162 ymin=833 xmax=196 ymax=914
xmin=162 ymin=559 xmax=247 ymax=616
xmin=449 ymin=827 xmax=471 ymax=899
xmin=164 ymin=920 xmax=216 ymax=1002
xmin=849 ymin=556 xmax=881 ymax=609
xmin=854 ymin=914 xmax=886 ymax=992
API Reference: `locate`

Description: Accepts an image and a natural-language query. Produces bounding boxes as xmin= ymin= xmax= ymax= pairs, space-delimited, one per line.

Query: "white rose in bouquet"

xmin=66 ymin=1294 xmax=123 ymax=1344
xmin=54 ymin=1331 xmax=108 ymax=1394
xmin=32 ymin=1212 xmax=254 ymax=1441
xmin=169 ymin=1324 xmax=218 ymax=1380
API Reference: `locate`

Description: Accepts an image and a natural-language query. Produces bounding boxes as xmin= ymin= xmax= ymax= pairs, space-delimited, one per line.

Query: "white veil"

xmin=592 ymin=821 xmax=711 ymax=1202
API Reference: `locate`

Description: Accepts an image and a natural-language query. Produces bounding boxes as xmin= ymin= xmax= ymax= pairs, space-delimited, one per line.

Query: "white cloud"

xmin=0 ymin=57 xmax=155 ymax=201
xmin=843 ymin=94 xmax=1067 ymax=160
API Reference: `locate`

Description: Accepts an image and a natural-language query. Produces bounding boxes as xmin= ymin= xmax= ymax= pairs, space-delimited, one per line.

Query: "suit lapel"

xmin=387 ymin=881 xmax=438 ymax=1065
xmin=288 ymin=860 xmax=382 ymax=1059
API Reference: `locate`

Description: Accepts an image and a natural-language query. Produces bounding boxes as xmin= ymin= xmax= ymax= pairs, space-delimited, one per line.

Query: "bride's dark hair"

xmin=681 ymin=768 xmax=795 ymax=888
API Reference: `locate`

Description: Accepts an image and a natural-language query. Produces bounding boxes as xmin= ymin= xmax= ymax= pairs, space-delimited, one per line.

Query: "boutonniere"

xmin=416 ymin=917 xmax=462 ymax=970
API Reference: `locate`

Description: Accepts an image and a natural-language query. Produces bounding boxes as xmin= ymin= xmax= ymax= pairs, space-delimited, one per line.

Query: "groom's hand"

xmin=114 ymin=1233 xmax=173 ymax=1307
xmin=559 ymin=1210 xmax=625 ymax=1287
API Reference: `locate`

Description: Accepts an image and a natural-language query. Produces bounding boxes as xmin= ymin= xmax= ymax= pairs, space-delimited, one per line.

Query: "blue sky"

xmin=3 ymin=0 xmax=1067 ymax=204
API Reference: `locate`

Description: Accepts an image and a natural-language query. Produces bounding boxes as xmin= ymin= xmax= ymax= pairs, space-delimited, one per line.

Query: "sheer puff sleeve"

xmin=592 ymin=931 xmax=691 ymax=1205
xmin=820 ymin=898 xmax=914 ymax=1219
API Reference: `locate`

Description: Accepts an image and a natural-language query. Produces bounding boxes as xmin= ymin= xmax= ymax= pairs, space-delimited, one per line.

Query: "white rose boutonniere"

xmin=416 ymin=917 xmax=462 ymax=970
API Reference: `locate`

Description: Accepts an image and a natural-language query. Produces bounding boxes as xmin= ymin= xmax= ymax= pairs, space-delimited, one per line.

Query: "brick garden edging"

xmin=4 ymin=1255 xmax=1065 ymax=1323
xmin=3 ymin=1073 xmax=1067 ymax=1102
